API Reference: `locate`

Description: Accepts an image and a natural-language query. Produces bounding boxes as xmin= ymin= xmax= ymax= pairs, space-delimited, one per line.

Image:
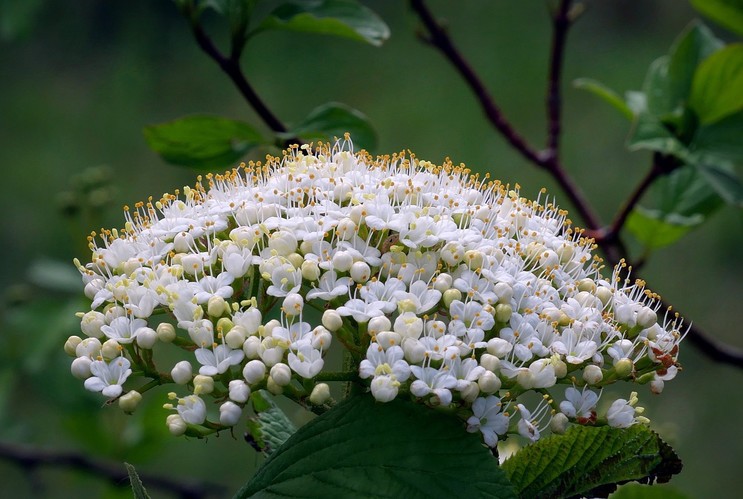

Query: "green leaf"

xmin=290 ymin=102 xmax=377 ymax=151
xmin=573 ymin=78 xmax=633 ymax=120
xmin=667 ymin=22 xmax=723 ymax=110
xmin=695 ymin=163 xmax=743 ymax=206
xmin=693 ymin=110 xmax=743 ymax=163
xmin=0 ymin=0 xmax=44 ymax=41
xmin=125 ymin=462 xmax=151 ymax=499
xmin=626 ymin=165 xmax=726 ymax=249
xmin=143 ymin=115 xmax=263 ymax=170
xmin=245 ymin=390 xmax=297 ymax=456
xmin=643 ymin=56 xmax=673 ymax=117
xmin=27 ymin=259 xmax=81 ymax=293
xmin=501 ymin=425 xmax=682 ymax=499
xmin=691 ymin=0 xmax=743 ymax=37
xmin=610 ymin=482 xmax=690 ymax=499
xmin=236 ymin=394 xmax=516 ymax=499
xmin=690 ymin=44 xmax=743 ymax=125
xmin=627 ymin=112 xmax=689 ymax=158
xmin=257 ymin=0 xmax=390 ymax=46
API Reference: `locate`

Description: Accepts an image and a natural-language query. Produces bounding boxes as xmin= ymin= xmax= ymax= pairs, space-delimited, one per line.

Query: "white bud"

xmin=583 ymin=364 xmax=603 ymax=385
xmin=336 ymin=218 xmax=356 ymax=240
xmin=156 ymin=323 xmax=176 ymax=343
xmin=394 ymin=312 xmax=423 ymax=339
xmin=119 ymin=390 xmax=142 ymax=413
xmin=71 ymin=356 xmax=93 ymax=379
xmin=268 ymin=230 xmax=298 ymax=256
xmin=243 ymin=360 xmax=267 ymax=384
xmin=464 ymin=250 xmax=483 ymax=269
xmin=166 ymin=414 xmax=187 ymax=436
xmin=311 ymin=326 xmax=332 ymax=350
xmin=171 ymin=360 xmax=193 ymax=385
xmin=229 ymin=380 xmax=251 ymax=403
xmin=266 ymin=375 xmax=283 ymax=395
xmin=101 ymin=339 xmax=121 ymax=360
xmin=433 ymin=273 xmax=452 ymax=292
xmin=375 ymin=331 xmax=402 ymax=350
xmin=495 ymin=304 xmax=512 ymax=323
xmin=478 ymin=370 xmax=502 ymax=393
xmin=494 ymin=282 xmax=513 ymax=304
xmin=242 ymin=336 xmax=261 ymax=359
xmin=650 ymin=379 xmax=665 ymax=394
xmin=84 ymin=279 xmax=104 ymax=300
xmin=287 ymin=252 xmax=304 ymax=269
xmin=301 ymin=260 xmax=321 ymax=281
xmin=595 ymin=286 xmax=613 ymax=306
xmin=550 ymin=412 xmax=569 ymax=434
xmin=282 ymin=293 xmax=304 ymax=316
xmin=577 ymin=278 xmax=595 ymax=293
xmin=350 ymin=261 xmax=371 ymax=283
xmin=270 ymin=363 xmax=292 ymax=386
xmin=173 ymin=231 xmax=194 ymax=253
xmin=368 ymin=316 xmax=392 ymax=336
xmin=225 ymin=325 xmax=247 ymax=349
xmin=309 ymin=383 xmax=331 ymax=405
xmin=193 ymin=374 xmax=214 ymax=395
xmin=219 ymin=401 xmax=242 ymax=426
xmin=442 ymin=289 xmax=462 ymax=308
xmin=263 ymin=319 xmax=281 ymax=337
xmin=332 ymin=250 xmax=353 ymax=272
xmin=402 ymin=338 xmax=426 ymax=364
xmin=207 ymin=295 xmax=227 ymax=317
xmin=64 ymin=335 xmax=83 ymax=357
xmin=479 ymin=353 xmax=501 ymax=372
xmin=80 ymin=311 xmax=106 ymax=338
xmin=615 ymin=358 xmax=634 ymax=379
xmin=322 ymin=309 xmax=343 ymax=332
xmin=76 ymin=337 xmax=102 ymax=359
xmin=460 ymin=382 xmax=480 ymax=403
xmin=487 ymin=338 xmax=513 ymax=358
xmin=636 ymin=306 xmax=658 ymax=329
xmin=136 ymin=327 xmax=157 ymax=349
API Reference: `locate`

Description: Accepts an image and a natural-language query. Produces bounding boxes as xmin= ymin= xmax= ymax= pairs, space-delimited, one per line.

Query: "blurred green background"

xmin=1 ymin=1 xmax=741 ymax=497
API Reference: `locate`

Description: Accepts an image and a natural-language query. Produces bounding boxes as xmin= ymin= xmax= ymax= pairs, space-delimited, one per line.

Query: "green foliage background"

xmin=0 ymin=1 xmax=741 ymax=497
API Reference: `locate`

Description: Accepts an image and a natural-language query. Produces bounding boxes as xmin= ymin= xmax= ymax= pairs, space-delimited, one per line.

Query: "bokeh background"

xmin=1 ymin=1 xmax=741 ymax=497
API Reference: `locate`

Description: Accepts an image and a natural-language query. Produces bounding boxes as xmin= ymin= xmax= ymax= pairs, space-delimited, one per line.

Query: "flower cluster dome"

xmin=66 ymin=138 xmax=685 ymax=445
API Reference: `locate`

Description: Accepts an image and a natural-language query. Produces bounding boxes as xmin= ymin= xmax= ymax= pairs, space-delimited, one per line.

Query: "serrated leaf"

xmin=573 ymin=78 xmax=633 ymax=120
xmin=610 ymin=482 xmax=690 ymax=499
xmin=627 ymin=112 xmax=689 ymax=158
xmin=125 ymin=462 xmax=151 ymax=499
xmin=289 ymin=102 xmax=377 ymax=151
xmin=143 ymin=115 xmax=263 ymax=170
xmin=256 ymin=0 xmax=389 ymax=47
xmin=691 ymin=0 xmax=743 ymax=37
xmin=236 ymin=394 xmax=516 ymax=499
xmin=692 ymin=110 xmax=743 ymax=163
xmin=246 ymin=390 xmax=297 ymax=456
xmin=501 ymin=425 xmax=682 ymax=499
xmin=695 ymin=163 xmax=743 ymax=206
xmin=690 ymin=44 xmax=743 ymax=125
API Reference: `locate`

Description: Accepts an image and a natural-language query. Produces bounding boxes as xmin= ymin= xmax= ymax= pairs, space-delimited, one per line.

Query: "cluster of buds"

xmin=65 ymin=138 xmax=685 ymax=445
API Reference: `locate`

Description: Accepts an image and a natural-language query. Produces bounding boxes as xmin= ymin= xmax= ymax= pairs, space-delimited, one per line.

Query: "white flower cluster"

xmin=65 ymin=139 xmax=685 ymax=446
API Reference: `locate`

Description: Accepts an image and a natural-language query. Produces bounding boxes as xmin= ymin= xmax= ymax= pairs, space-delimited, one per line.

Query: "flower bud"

xmin=219 ymin=401 xmax=242 ymax=426
xmin=460 ymin=382 xmax=480 ymax=403
xmin=440 ymin=242 xmax=465 ymax=266
xmin=301 ymin=260 xmax=321 ymax=281
xmin=242 ymin=335 xmax=261 ymax=359
xmin=433 ymin=273 xmax=452 ymax=292
xmin=282 ymin=293 xmax=304 ymax=316
xmin=311 ymin=326 xmax=332 ymax=350
xmin=223 ymin=325 xmax=245 ymax=349
xmin=101 ymin=339 xmax=121 ymax=360
xmin=229 ymin=380 xmax=251 ymax=403
xmin=494 ymin=282 xmax=513 ymax=304
xmin=263 ymin=319 xmax=281 ymax=337
xmin=495 ymin=304 xmax=512 ymax=323
xmin=156 ymin=323 xmax=176 ymax=343
xmin=268 ymin=230 xmax=297 ymax=256
xmin=368 ymin=316 xmax=392 ymax=336
xmin=550 ymin=412 xmax=569 ymax=434
xmin=80 ymin=311 xmax=106 ymax=338
xmin=478 ymin=371 xmax=501 ymax=394
xmin=166 ymin=414 xmax=187 ymax=436
xmin=243 ymin=360 xmax=266 ymax=384
xmin=76 ymin=337 xmax=102 ymax=359
xmin=322 ymin=309 xmax=343 ymax=332
xmin=136 ymin=327 xmax=157 ymax=349
xmin=615 ymin=358 xmax=634 ymax=379
xmin=350 ymin=261 xmax=371 ymax=283
xmin=636 ymin=306 xmax=657 ymax=329
xmin=583 ymin=364 xmax=603 ymax=385
xmin=266 ymin=375 xmax=283 ymax=395
xmin=310 ymin=383 xmax=331 ymax=405
xmin=207 ymin=295 xmax=227 ymax=318
xmin=171 ymin=360 xmax=193 ymax=385
xmin=650 ymin=379 xmax=664 ymax=394
xmin=595 ymin=286 xmax=613 ymax=307
xmin=64 ymin=335 xmax=83 ymax=357
xmin=173 ymin=231 xmax=194 ymax=253
xmin=287 ymin=252 xmax=304 ymax=269
xmin=551 ymin=356 xmax=568 ymax=379
xmin=71 ymin=356 xmax=93 ymax=379
xmin=479 ymin=353 xmax=501 ymax=372
xmin=577 ymin=278 xmax=595 ymax=293
xmin=464 ymin=250 xmax=483 ymax=269
xmin=193 ymin=374 xmax=214 ymax=395
xmin=270 ymin=363 xmax=292 ymax=386
xmin=375 ymin=331 xmax=402 ymax=350
xmin=402 ymin=338 xmax=426 ymax=364
xmin=487 ymin=338 xmax=512 ymax=358
xmin=119 ymin=390 xmax=142 ymax=414
xmin=442 ymin=289 xmax=462 ymax=308
xmin=394 ymin=312 xmax=423 ymax=339
xmin=332 ymin=250 xmax=353 ymax=272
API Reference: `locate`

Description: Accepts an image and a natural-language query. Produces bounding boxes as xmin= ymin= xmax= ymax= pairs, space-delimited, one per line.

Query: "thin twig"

xmin=545 ymin=0 xmax=573 ymax=159
xmin=0 ymin=441 xmax=227 ymax=499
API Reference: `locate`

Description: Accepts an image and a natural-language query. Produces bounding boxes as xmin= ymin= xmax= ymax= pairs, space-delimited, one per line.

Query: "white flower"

xmin=84 ymin=357 xmax=132 ymax=398
xmin=288 ymin=344 xmax=324 ymax=378
xmin=100 ymin=316 xmax=146 ymax=344
xmin=177 ymin=394 xmax=207 ymax=425
xmin=559 ymin=386 xmax=599 ymax=421
xmin=410 ymin=366 xmax=457 ymax=405
xmin=195 ymin=344 xmax=245 ymax=376
xmin=466 ymin=396 xmax=509 ymax=447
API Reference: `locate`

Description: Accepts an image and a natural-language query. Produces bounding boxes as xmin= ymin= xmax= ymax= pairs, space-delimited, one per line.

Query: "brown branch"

xmin=545 ymin=0 xmax=573 ymax=159
xmin=0 ymin=441 xmax=227 ymax=499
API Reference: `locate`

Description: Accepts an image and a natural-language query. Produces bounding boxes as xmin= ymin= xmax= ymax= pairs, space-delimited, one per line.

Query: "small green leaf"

xmin=693 ymin=110 xmax=743 ymax=163
xmin=236 ymin=394 xmax=516 ymax=499
xmin=691 ymin=0 xmax=743 ymax=37
xmin=643 ymin=56 xmax=673 ymax=117
xmin=667 ymin=22 xmax=723 ymax=109
xmin=626 ymin=207 xmax=704 ymax=249
xmin=143 ymin=115 xmax=263 ymax=170
xmin=573 ymin=78 xmax=633 ymax=120
xmin=245 ymin=390 xmax=297 ymax=456
xmin=627 ymin=112 xmax=689 ymax=158
xmin=501 ymin=425 xmax=682 ymax=499
xmin=256 ymin=0 xmax=390 ymax=46
xmin=695 ymin=163 xmax=743 ymax=206
xmin=125 ymin=462 xmax=151 ymax=499
xmin=690 ymin=44 xmax=743 ymax=125
xmin=610 ymin=482 xmax=690 ymax=499
xmin=290 ymin=102 xmax=377 ymax=151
